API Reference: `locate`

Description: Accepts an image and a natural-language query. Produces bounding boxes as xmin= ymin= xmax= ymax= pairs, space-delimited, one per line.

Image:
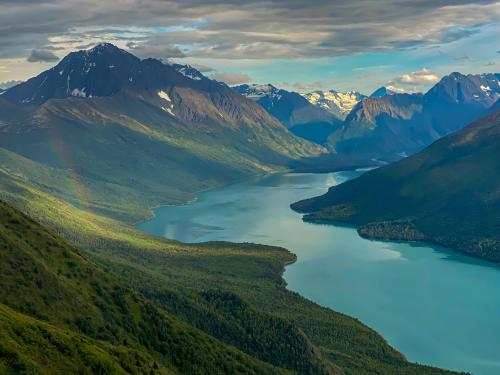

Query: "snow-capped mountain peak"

xmin=171 ymin=64 xmax=206 ymax=81
xmin=234 ymin=84 xmax=280 ymax=100
xmin=303 ymin=90 xmax=366 ymax=119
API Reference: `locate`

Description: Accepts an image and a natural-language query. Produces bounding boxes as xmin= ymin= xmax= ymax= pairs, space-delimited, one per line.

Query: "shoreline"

xmin=301 ymin=216 xmax=500 ymax=266
xmin=132 ymin=169 xmax=490 ymax=373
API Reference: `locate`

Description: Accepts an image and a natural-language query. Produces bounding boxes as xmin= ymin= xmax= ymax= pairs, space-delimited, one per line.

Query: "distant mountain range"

xmin=292 ymin=103 xmax=500 ymax=262
xmin=239 ymin=74 xmax=499 ymax=163
xmin=0 ymin=43 xmax=323 ymax=222
xmin=325 ymin=72 xmax=500 ymax=160
xmin=302 ymin=90 xmax=367 ymax=119
xmin=234 ymin=83 xmax=342 ymax=144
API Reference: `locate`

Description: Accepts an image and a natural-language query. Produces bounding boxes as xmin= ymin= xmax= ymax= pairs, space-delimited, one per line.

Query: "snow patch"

xmin=71 ymin=88 xmax=87 ymax=98
xmin=303 ymin=90 xmax=366 ymax=116
xmin=158 ymin=90 xmax=171 ymax=102
xmin=162 ymin=106 xmax=175 ymax=116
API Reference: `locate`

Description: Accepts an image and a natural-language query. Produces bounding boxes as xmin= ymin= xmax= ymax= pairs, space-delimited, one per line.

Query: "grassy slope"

xmin=0 ymin=172 xmax=465 ymax=374
xmin=0 ymin=304 xmax=174 ymax=375
xmin=0 ymin=199 xmax=310 ymax=375
xmin=292 ymin=110 xmax=500 ymax=262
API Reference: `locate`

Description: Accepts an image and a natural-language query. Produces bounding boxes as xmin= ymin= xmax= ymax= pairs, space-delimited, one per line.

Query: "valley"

xmin=139 ymin=171 xmax=500 ymax=375
xmin=0 ymin=40 xmax=498 ymax=375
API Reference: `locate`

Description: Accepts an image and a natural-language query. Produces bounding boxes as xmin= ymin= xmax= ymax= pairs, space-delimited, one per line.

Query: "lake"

xmin=138 ymin=171 xmax=500 ymax=375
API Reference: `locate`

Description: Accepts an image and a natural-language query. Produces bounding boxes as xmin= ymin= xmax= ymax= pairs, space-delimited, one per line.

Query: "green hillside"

xmin=0 ymin=171 xmax=465 ymax=374
xmin=292 ymin=109 xmax=500 ymax=262
xmin=0 ymin=200 xmax=308 ymax=375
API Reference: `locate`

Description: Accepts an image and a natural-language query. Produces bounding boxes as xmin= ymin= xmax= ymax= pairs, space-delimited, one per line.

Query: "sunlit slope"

xmin=1 ymin=199 xmax=311 ymax=374
xmin=0 ymin=173 xmax=463 ymax=374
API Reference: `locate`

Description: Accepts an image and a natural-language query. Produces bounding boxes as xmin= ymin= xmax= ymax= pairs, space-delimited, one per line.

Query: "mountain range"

xmin=292 ymin=102 xmax=500 ymax=262
xmin=0 ymin=43 xmax=323 ymax=222
xmin=234 ymin=83 xmax=342 ymax=144
xmin=325 ymin=72 xmax=500 ymax=160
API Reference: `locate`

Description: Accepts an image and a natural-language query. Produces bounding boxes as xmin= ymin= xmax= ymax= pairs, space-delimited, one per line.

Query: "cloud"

xmin=385 ymin=84 xmax=409 ymax=93
xmin=454 ymin=55 xmax=472 ymax=61
xmin=0 ymin=80 xmax=22 ymax=89
xmin=385 ymin=84 xmax=420 ymax=94
xmin=485 ymin=61 xmax=496 ymax=66
xmin=395 ymin=68 xmax=439 ymax=85
xmin=27 ymin=49 xmax=59 ymax=62
xmin=209 ymin=72 xmax=251 ymax=85
xmin=280 ymin=81 xmax=326 ymax=93
xmin=125 ymin=42 xmax=185 ymax=61
xmin=190 ymin=63 xmax=214 ymax=72
xmin=0 ymin=1 xmax=499 ymax=61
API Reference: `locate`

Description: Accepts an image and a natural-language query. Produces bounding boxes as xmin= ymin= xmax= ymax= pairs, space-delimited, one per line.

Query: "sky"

xmin=0 ymin=0 xmax=499 ymax=95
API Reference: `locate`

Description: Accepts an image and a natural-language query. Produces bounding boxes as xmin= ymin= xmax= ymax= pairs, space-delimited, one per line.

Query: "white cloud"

xmin=385 ymin=84 xmax=411 ymax=94
xmin=395 ymin=68 xmax=439 ymax=85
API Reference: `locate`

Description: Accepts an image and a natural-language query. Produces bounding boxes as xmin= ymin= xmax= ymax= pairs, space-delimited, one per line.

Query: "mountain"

xmin=423 ymin=72 xmax=499 ymax=134
xmin=303 ymin=90 xmax=367 ymax=119
xmin=234 ymin=84 xmax=341 ymax=144
xmin=292 ymin=108 xmax=500 ymax=262
xmin=171 ymin=63 xmax=208 ymax=81
xmin=0 ymin=43 xmax=323 ymax=222
xmin=326 ymin=93 xmax=426 ymax=158
xmin=326 ymin=72 xmax=500 ymax=160
xmin=369 ymin=86 xmax=396 ymax=98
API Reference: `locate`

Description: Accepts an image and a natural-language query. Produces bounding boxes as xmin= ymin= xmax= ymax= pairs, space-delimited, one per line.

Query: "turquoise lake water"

xmin=138 ymin=171 xmax=500 ymax=375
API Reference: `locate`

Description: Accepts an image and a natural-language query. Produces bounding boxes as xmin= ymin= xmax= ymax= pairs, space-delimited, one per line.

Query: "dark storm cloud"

xmin=0 ymin=0 xmax=499 ymax=60
xmin=27 ymin=49 xmax=59 ymax=62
